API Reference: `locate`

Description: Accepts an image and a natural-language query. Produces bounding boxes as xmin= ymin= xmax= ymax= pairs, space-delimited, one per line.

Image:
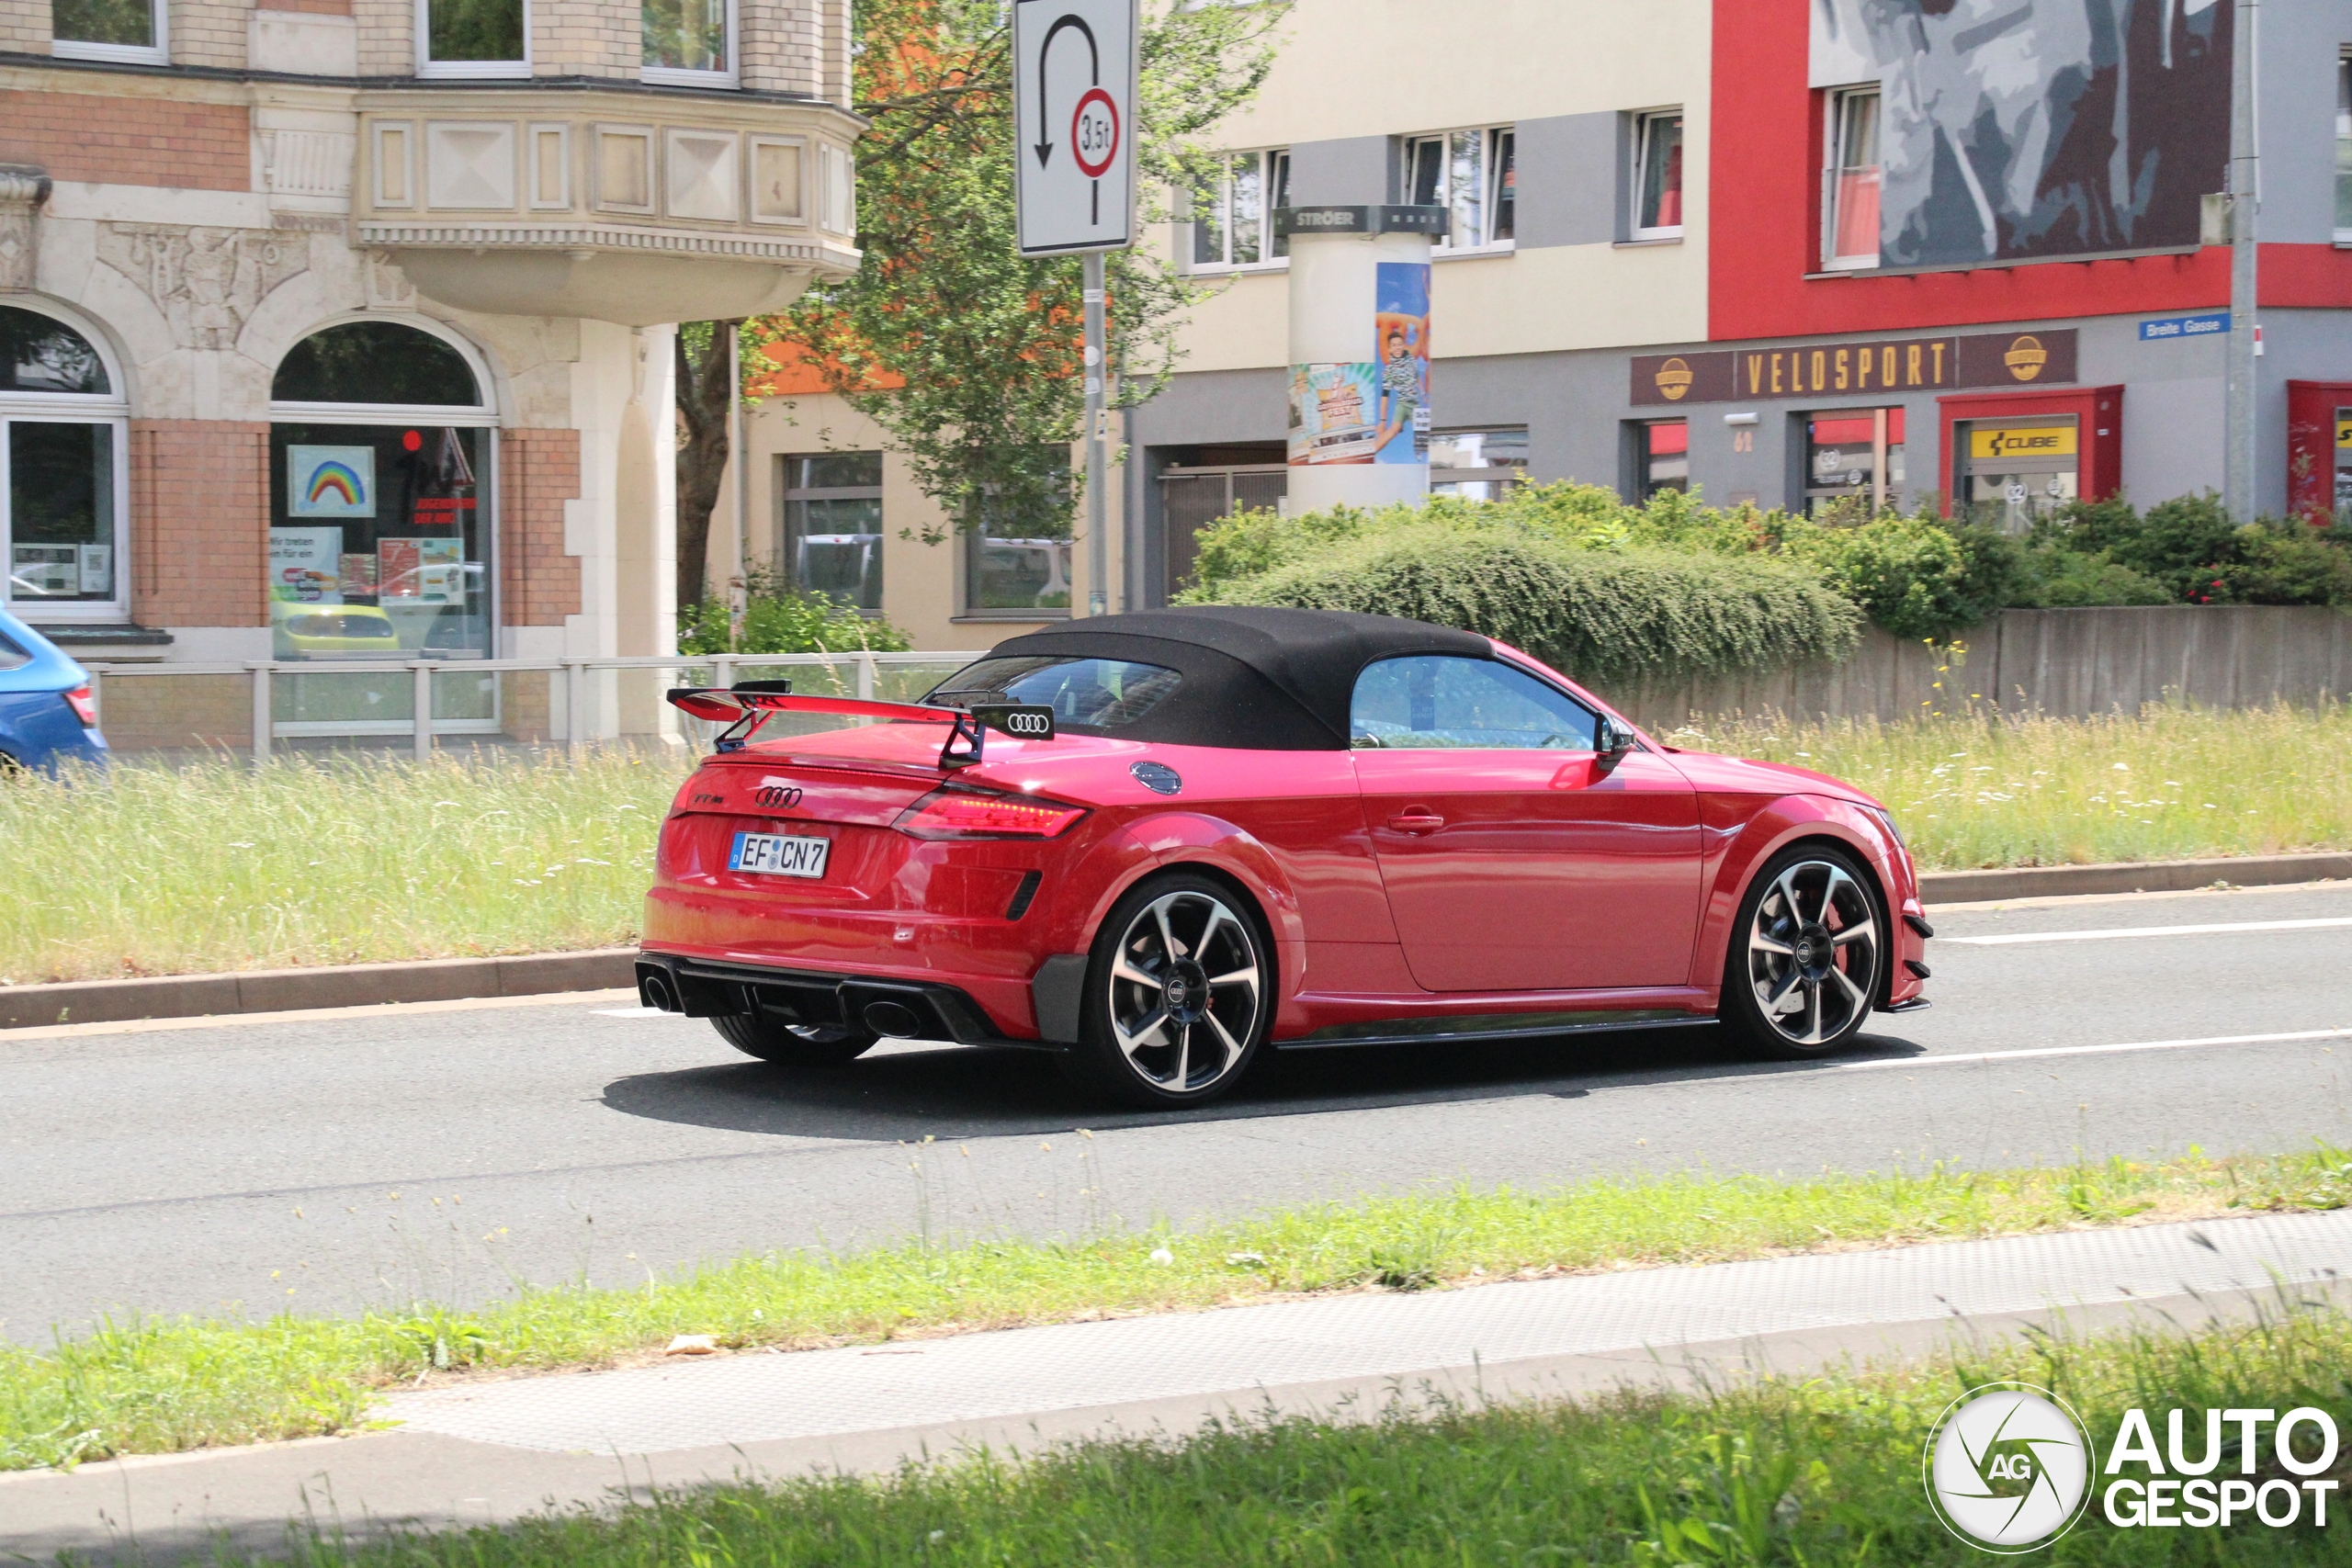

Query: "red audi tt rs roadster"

xmin=638 ymin=607 xmax=1930 ymax=1106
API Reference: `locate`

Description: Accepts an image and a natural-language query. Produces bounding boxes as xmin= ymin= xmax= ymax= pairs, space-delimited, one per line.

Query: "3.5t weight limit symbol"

xmin=1013 ymin=0 xmax=1135 ymax=255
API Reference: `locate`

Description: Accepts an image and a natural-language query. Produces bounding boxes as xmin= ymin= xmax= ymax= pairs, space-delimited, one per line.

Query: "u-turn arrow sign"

xmin=1013 ymin=0 xmax=1136 ymax=255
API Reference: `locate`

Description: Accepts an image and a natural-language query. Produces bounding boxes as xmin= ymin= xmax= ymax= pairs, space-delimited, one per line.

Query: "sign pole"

xmin=2224 ymin=0 xmax=2257 ymax=524
xmin=1083 ymin=250 xmax=1108 ymax=617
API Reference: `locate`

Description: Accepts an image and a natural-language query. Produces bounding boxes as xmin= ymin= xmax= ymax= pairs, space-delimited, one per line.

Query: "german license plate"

xmin=729 ymin=831 xmax=830 ymax=879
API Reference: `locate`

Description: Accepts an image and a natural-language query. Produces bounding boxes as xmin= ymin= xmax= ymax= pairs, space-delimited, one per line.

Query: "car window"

xmin=0 ymin=628 xmax=27 ymax=672
xmin=927 ymin=656 xmax=1182 ymax=728
xmin=1351 ymin=656 xmax=1598 ymax=750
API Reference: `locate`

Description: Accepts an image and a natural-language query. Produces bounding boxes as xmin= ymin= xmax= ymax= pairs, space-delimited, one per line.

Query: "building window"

xmin=643 ymin=0 xmax=733 ymax=83
xmin=2 ymin=306 xmax=129 ymax=623
xmin=1630 ymin=111 xmax=1684 ymax=239
xmin=965 ymin=463 xmax=1072 ymax=617
xmin=1430 ymin=427 xmax=1529 ymax=502
xmin=1825 ymin=86 xmax=1882 ymax=270
xmin=418 ymin=0 xmax=527 ymax=78
xmin=1636 ymin=420 xmax=1687 ymax=498
xmin=268 ymin=321 xmax=494 ymax=689
xmin=1405 ymin=127 xmax=1515 ymax=253
xmin=1951 ymin=416 xmax=2080 ymax=534
xmin=50 ymin=0 xmax=165 ymax=63
xmin=2336 ymin=55 xmax=2352 ymax=243
xmin=779 ymin=452 xmax=884 ymax=612
xmin=1191 ymin=150 xmax=1290 ymax=271
xmin=1803 ymin=407 xmax=1905 ymax=516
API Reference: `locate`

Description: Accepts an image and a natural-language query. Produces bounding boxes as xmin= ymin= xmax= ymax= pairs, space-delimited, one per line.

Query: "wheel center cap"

xmin=1792 ymin=925 xmax=1830 ymax=968
xmin=1163 ymin=960 xmax=1209 ymax=1022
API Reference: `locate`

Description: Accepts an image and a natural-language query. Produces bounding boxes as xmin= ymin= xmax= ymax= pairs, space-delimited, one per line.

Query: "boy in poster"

xmin=1372 ymin=261 xmax=1432 ymax=464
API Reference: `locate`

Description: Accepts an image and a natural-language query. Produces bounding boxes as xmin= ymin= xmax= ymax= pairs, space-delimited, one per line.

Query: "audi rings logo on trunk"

xmin=1924 ymin=1383 xmax=2093 ymax=1553
xmin=1001 ymin=710 xmax=1051 ymax=737
xmin=752 ymin=784 xmax=802 ymax=810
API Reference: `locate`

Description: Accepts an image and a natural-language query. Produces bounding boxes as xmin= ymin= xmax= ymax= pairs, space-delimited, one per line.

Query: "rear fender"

xmin=1692 ymin=797 xmax=1907 ymax=1002
xmin=1064 ymin=812 xmax=1306 ymax=1029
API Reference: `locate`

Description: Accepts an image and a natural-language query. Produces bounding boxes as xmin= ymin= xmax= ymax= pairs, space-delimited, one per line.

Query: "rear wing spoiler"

xmin=664 ymin=681 xmax=1056 ymax=769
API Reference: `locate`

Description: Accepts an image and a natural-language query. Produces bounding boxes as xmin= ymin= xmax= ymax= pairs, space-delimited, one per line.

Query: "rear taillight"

xmin=62 ymin=686 xmax=96 ymax=728
xmin=895 ymin=788 xmax=1086 ymax=840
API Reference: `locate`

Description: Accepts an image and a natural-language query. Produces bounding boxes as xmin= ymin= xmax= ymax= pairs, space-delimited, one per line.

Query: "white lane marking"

xmin=1842 ymin=1025 xmax=2352 ymax=1073
xmin=1942 ymin=917 xmax=2352 ymax=946
xmin=0 ymin=988 xmax=641 ymax=1043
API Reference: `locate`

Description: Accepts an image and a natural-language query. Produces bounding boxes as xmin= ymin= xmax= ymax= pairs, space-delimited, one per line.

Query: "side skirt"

xmin=1273 ymin=1010 xmax=1718 ymax=1053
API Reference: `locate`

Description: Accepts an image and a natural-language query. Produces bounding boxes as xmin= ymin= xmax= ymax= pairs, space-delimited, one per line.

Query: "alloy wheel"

xmin=1746 ymin=858 xmax=1881 ymax=1048
xmin=1105 ymin=888 xmax=1263 ymax=1094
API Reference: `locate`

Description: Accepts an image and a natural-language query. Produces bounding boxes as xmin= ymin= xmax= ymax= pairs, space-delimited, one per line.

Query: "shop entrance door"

xmin=1952 ymin=416 xmax=2078 ymax=532
xmin=1159 ymin=461 xmax=1286 ymax=597
xmin=1804 ymin=407 xmax=1904 ymax=516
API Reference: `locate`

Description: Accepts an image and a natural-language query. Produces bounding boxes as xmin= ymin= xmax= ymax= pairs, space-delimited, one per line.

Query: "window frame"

xmin=2 ymin=304 xmax=132 ymax=624
xmin=2335 ymin=52 xmax=2352 ymax=245
xmin=1628 ymin=108 xmax=1685 ymax=242
xmin=1402 ymin=126 xmax=1516 ymax=255
xmin=776 ymin=451 xmax=885 ymax=615
xmin=1187 ymin=148 xmax=1291 ymax=274
xmin=641 ymin=0 xmax=739 ymax=87
xmin=1822 ymin=84 xmax=1883 ymax=272
xmin=49 ymin=0 xmax=168 ymax=66
xmin=414 ymin=0 xmax=531 ymax=81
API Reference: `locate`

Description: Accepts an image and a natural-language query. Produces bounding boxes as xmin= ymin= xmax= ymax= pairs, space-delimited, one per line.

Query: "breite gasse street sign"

xmin=1012 ymin=0 xmax=1137 ymax=255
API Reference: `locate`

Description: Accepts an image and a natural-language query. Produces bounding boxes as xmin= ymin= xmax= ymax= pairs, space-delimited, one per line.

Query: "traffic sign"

xmin=1012 ymin=0 xmax=1136 ymax=255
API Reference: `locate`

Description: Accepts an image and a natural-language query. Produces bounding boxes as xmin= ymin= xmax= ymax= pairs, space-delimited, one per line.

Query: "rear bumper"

xmin=634 ymin=951 xmax=1065 ymax=1051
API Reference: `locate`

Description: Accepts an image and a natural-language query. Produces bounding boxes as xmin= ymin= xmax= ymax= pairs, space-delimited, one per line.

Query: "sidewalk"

xmin=7 ymin=1209 xmax=2350 ymax=1564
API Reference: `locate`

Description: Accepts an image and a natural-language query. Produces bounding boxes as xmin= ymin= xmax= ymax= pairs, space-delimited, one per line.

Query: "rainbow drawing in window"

xmin=288 ymin=445 xmax=376 ymax=518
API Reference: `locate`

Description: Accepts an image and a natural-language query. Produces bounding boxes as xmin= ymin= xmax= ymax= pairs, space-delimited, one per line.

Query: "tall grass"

xmin=1 ymin=703 xmax=2347 ymax=983
xmin=0 ymin=749 xmax=674 ymax=984
xmin=6 ymin=1146 xmax=2349 ymax=1472
xmin=245 ymin=1294 xmax=2352 ymax=1565
xmin=1668 ymin=701 xmax=2352 ymax=872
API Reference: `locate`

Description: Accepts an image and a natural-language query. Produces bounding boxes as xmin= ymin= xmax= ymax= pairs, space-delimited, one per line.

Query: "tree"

xmin=747 ymin=0 xmax=1282 ymax=547
xmin=673 ymin=319 xmax=741 ymax=611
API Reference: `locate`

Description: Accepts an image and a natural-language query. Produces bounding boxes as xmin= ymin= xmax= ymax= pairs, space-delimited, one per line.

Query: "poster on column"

xmin=1373 ymin=261 xmax=1430 ymax=464
xmin=1287 ymin=363 xmax=1383 ymax=466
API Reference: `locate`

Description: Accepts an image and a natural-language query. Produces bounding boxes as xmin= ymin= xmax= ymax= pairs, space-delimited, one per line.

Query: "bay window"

xmin=419 ymin=0 xmax=527 ymax=78
xmin=1405 ymin=126 xmax=1515 ymax=253
xmin=1191 ymin=150 xmax=1290 ymax=271
xmin=644 ymin=0 xmax=733 ymax=83
xmin=1825 ymin=86 xmax=1882 ymax=269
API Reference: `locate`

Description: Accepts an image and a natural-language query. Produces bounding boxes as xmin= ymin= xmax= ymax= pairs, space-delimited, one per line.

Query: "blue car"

xmin=0 ymin=607 xmax=107 ymax=773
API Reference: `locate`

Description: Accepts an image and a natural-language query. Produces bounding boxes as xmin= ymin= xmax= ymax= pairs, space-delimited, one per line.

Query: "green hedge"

xmin=1204 ymin=523 xmax=1862 ymax=687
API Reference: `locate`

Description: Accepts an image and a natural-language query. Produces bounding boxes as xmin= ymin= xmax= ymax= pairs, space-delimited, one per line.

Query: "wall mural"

xmin=1812 ymin=0 xmax=2233 ymax=269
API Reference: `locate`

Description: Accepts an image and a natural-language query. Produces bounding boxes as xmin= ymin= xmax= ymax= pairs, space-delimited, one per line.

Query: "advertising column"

xmin=1278 ymin=205 xmax=1444 ymax=515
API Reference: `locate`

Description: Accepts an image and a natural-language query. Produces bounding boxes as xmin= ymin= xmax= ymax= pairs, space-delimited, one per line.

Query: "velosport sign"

xmin=1012 ymin=0 xmax=1137 ymax=255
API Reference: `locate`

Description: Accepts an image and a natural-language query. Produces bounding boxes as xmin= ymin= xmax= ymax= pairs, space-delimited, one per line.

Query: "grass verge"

xmin=4 ymin=703 xmax=2349 ymax=984
xmin=7 ymin=1145 xmax=2351 ymax=1473
xmin=239 ymin=1292 xmax=2352 ymax=1565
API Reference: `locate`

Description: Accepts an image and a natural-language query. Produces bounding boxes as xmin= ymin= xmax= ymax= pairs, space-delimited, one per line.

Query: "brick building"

xmin=0 ymin=0 xmax=857 ymax=739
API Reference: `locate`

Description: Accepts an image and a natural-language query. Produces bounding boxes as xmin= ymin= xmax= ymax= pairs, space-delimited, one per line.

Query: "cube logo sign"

xmin=1012 ymin=0 xmax=1136 ymax=255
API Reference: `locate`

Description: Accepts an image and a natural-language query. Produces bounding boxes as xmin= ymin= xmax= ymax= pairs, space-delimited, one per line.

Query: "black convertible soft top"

xmin=955 ymin=606 xmax=1488 ymax=750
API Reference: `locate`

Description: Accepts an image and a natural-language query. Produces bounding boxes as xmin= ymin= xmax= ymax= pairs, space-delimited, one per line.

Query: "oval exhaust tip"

xmin=862 ymin=999 xmax=922 ymax=1038
xmin=639 ymin=972 xmax=678 ymax=1013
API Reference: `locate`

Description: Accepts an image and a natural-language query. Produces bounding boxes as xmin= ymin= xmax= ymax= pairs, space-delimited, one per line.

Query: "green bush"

xmin=1203 ymin=523 xmax=1861 ymax=687
xmin=2027 ymin=494 xmax=2352 ymax=607
xmin=1780 ymin=512 xmax=2023 ymax=642
xmin=677 ymin=574 xmax=913 ymax=656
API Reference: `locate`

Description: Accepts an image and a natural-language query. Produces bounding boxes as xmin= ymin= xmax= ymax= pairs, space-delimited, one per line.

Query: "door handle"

xmin=1387 ymin=809 xmax=1445 ymax=834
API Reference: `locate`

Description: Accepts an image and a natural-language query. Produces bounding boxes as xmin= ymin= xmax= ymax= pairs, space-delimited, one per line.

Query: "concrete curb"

xmin=1917 ymin=850 xmax=2351 ymax=905
xmin=0 ymin=949 xmax=639 ymax=1031
xmin=1 ymin=852 xmax=2342 ymax=1032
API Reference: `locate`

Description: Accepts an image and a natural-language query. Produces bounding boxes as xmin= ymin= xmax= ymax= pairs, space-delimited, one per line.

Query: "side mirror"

xmin=1595 ymin=716 xmax=1636 ymax=773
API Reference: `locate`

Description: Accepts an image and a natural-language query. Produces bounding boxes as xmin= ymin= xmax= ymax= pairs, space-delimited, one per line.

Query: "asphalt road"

xmin=5 ymin=881 xmax=2350 ymax=1343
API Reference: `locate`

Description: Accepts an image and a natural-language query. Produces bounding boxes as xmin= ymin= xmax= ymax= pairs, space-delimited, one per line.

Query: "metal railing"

xmin=78 ymin=651 xmax=988 ymax=761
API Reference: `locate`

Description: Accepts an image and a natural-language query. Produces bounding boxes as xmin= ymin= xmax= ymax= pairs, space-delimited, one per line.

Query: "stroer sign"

xmin=1631 ymin=329 xmax=2078 ymax=407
